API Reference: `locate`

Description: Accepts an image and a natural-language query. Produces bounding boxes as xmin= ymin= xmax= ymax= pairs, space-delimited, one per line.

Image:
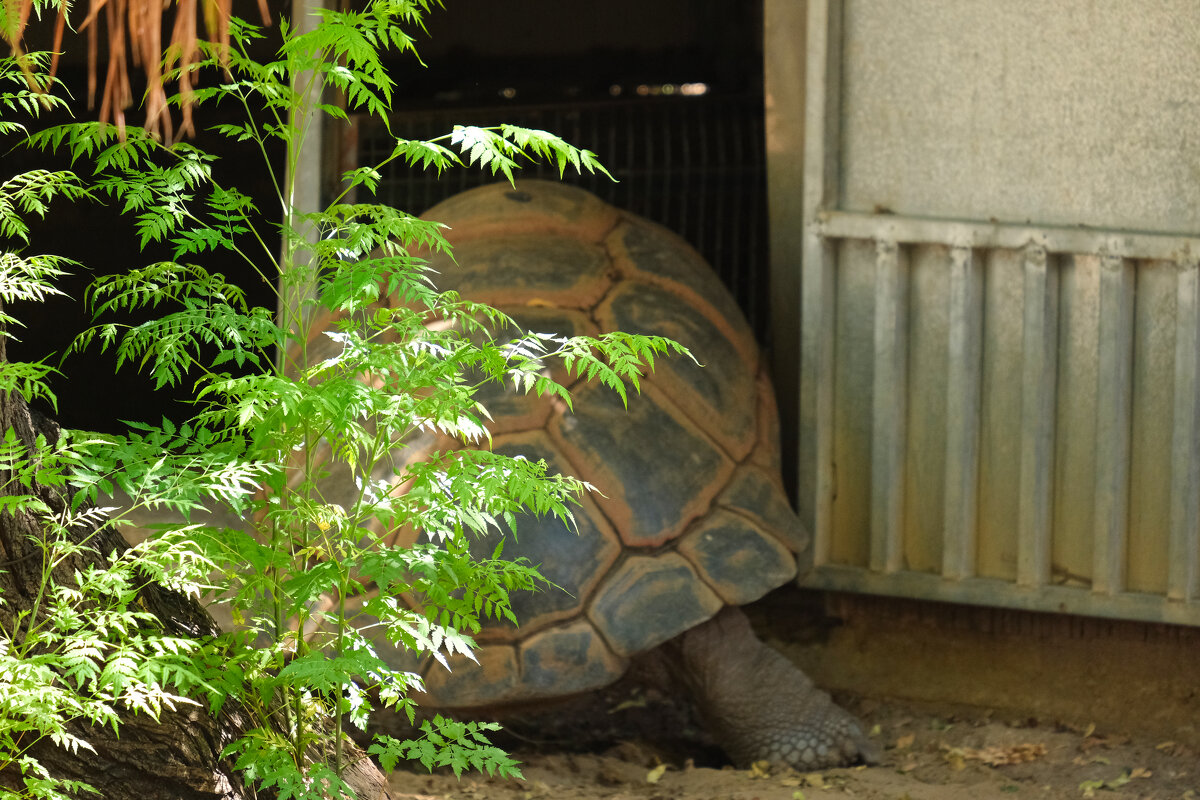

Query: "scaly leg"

xmin=665 ymin=606 xmax=879 ymax=769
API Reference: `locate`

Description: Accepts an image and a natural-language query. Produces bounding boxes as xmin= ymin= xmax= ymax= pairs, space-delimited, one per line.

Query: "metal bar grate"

xmin=343 ymin=94 xmax=771 ymax=343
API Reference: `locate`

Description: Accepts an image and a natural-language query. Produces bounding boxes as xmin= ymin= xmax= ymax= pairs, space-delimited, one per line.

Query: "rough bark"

xmin=0 ymin=391 xmax=391 ymax=799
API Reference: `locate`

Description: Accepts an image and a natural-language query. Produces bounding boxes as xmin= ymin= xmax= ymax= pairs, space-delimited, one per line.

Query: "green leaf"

xmin=0 ymin=5 xmax=689 ymax=794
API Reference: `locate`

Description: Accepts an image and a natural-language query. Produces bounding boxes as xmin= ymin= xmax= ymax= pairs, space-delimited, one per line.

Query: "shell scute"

xmin=515 ymin=620 xmax=628 ymax=701
xmin=586 ymin=553 xmax=723 ymax=658
xmin=549 ymin=381 xmax=734 ymax=548
xmin=596 ymin=280 xmax=758 ymax=459
xmin=472 ymin=307 xmax=597 ymax=436
xmin=424 ymin=235 xmax=611 ymax=311
xmin=431 ymin=181 xmax=620 ymax=246
xmin=469 ymin=433 xmax=622 ymax=639
xmin=677 ymin=508 xmax=798 ymax=606
xmin=717 ymin=464 xmax=811 ymax=554
xmin=606 ymin=218 xmax=755 ymax=355
xmin=422 ymin=645 xmax=519 ymax=707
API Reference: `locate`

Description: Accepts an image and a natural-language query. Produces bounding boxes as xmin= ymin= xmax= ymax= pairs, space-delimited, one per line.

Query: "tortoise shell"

xmin=376 ymin=181 xmax=808 ymax=707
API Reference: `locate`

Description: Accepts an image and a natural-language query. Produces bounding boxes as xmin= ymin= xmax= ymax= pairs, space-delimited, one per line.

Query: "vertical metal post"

xmin=870 ymin=239 xmax=907 ymax=574
xmin=1169 ymin=259 xmax=1200 ymax=601
xmin=1093 ymin=255 xmax=1134 ymax=597
xmin=765 ymin=0 xmax=808 ymax=508
xmin=1017 ymin=245 xmax=1056 ymax=588
xmin=802 ymin=230 xmax=837 ymax=568
xmin=799 ymin=0 xmax=842 ymax=566
xmin=943 ymin=246 xmax=983 ymax=579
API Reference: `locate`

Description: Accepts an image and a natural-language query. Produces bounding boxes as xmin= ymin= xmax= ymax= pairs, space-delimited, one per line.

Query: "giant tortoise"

xmin=352 ymin=181 xmax=875 ymax=769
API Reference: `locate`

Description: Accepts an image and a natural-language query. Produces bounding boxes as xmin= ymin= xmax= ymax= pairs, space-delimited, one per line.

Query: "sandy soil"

xmin=384 ymin=694 xmax=1198 ymax=800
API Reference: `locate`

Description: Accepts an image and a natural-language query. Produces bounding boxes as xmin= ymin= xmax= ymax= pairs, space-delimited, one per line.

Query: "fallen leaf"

xmin=1106 ymin=771 xmax=1132 ymax=789
xmin=869 ymin=724 xmax=882 ymax=737
xmin=1174 ymin=742 xmax=1194 ymax=757
xmin=959 ymin=743 xmax=1046 ymax=766
xmin=1077 ymin=768 xmax=1150 ymax=796
xmin=895 ymin=734 xmax=915 ymax=750
xmin=1083 ymin=722 xmax=1096 ymax=738
xmin=942 ymin=748 xmax=966 ymax=772
xmin=1073 ymin=755 xmax=1110 ymax=766
xmin=792 ymin=792 xmax=806 ymax=800
xmin=803 ymin=772 xmax=827 ymax=788
xmin=645 ymin=764 xmax=667 ymax=784
xmin=1155 ymin=740 xmax=1190 ymax=756
xmin=608 ymin=697 xmax=648 ymax=714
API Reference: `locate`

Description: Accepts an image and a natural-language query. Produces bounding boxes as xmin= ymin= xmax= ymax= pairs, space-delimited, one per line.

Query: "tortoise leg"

xmin=664 ymin=606 xmax=879 ymax=770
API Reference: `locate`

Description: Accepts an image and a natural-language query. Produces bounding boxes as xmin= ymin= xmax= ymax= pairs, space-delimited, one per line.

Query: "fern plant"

xmin=0 ymin=53 xmax=221 ymax=800
xmin=1 ymin=2 xmax=685 ymax=799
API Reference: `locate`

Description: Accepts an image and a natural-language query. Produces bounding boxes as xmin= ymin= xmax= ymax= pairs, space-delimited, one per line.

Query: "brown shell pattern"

xmin=361 ymin=181 xmax=808 ymax=708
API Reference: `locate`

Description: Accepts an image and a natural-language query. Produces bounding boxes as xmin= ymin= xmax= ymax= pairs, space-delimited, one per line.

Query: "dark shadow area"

xmin=5 ymin=0 xmax=766 ymax=434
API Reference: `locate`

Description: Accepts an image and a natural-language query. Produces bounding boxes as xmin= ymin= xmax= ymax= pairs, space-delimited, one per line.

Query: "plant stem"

xmin=334 ymin=582 xmax=346 ymax=776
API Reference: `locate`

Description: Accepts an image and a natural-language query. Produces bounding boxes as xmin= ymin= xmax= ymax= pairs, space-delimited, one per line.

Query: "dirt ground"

xmin=384 ymin=693 xmax=1199 ymax=800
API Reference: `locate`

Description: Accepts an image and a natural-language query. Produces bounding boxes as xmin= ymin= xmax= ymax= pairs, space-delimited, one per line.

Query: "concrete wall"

xmin=838 ymin=1 xmax=1200 ymax=234
xmin=753 ymin=588 xmax=1200 ymax=747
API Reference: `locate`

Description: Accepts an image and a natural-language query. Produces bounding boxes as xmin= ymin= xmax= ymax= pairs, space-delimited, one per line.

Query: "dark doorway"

xmin=337 ymin=0 xmax=770 ymax=337
xmin=5 ymin=0 xmax=766 ymax=431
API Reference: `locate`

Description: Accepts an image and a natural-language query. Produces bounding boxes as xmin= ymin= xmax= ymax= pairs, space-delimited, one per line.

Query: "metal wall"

xmin=768 ymin=0 xmax=1200 ymax=625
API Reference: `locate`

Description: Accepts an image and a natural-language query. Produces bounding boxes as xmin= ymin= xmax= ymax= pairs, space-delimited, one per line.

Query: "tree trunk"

xmin=0 ymin=391 xmax=391 ymax=799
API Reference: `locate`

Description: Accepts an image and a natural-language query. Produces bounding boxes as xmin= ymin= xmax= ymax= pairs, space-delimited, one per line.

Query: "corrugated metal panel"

xmin=778 ymin=0 xmax=1200 ymax=627
xmin=799 ymin=212 xmax=1200 ymax=625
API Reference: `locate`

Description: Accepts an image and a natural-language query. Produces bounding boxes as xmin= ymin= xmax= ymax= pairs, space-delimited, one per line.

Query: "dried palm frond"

xmin=2 ymin=0 xmax=271 ymax=141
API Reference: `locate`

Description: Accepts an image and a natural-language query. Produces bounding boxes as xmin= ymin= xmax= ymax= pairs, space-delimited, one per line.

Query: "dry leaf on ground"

xmin=961 ymin=743 xmax=1047 ymax=766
